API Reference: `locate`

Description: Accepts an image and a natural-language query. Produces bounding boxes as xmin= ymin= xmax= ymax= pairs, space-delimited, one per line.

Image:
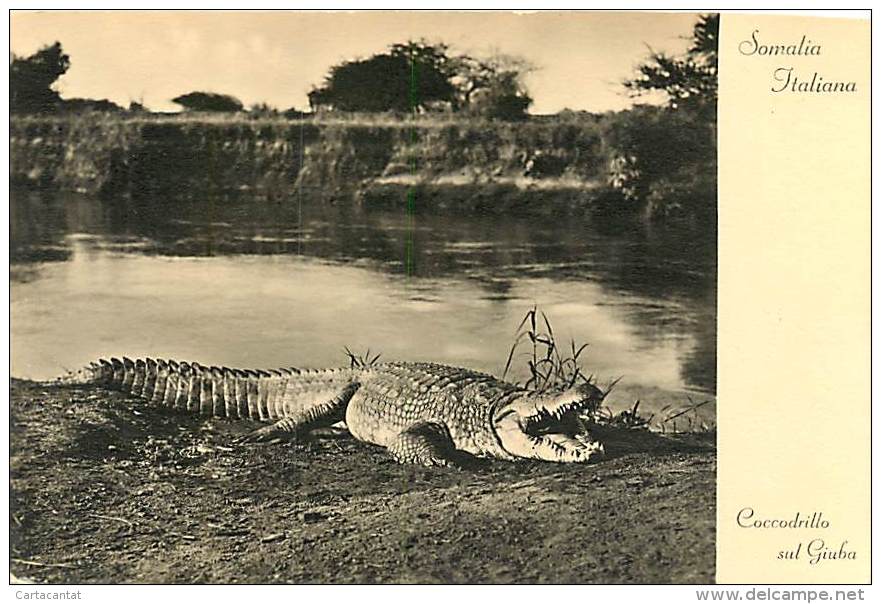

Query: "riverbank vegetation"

xmin=10 ymin=15 xmax=717 ymax=223
xmin=10 ymin=105 xmax=714 ymax=221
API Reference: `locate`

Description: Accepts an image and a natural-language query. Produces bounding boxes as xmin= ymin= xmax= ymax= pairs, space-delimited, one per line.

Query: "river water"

xmin=10 ymin=190 xmax=716 ymax=420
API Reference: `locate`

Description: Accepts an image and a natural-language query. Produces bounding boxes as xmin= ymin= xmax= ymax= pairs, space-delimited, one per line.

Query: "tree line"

xmin=9 ymin=38 xmax=534 ymax=119
xmin=10 ymin=14 xmax=716 ymax=121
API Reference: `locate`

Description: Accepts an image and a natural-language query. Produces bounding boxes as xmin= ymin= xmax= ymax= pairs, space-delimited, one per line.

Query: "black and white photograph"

xmin=10 ymin=9 xmax=718 ymax=584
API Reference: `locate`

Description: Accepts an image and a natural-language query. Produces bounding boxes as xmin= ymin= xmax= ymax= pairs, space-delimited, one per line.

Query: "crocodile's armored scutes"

xmin=60 ymin=358 xmax=606 ymax=466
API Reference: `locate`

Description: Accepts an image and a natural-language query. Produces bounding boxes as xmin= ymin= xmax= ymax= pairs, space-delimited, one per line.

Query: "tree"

xmin=10 ymin=41 xmax=70 ymax=114
xmin=171 ymin=91 xmax=243 ymax=112
xmin=308 ymin=40 xmax=534 ymax=119
xmin=248 ymin=102 xmax=279 ymax=118
xmin=605 ymin=105 xmax=714 ymax=192
xmin=456 ymin=54 xmax=534 ymax=120
xmin=454 ymin=54 xmax=532 ymax=105
xmin=611 ymin=13 xmax=718 ymax=216
xmin=309 ymin=40 xmax=457 ymax=113
xmin=624 ymin=14 xmax=718 ymax=117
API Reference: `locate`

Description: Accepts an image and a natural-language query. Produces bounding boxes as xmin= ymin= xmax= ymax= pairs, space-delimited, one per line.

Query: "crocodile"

xmin=58 ymin=358 xmax=607 ymax=466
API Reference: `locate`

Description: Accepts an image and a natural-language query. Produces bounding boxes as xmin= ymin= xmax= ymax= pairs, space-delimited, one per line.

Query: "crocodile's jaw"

xmin=491 ymin=384 xmax=605 ymax=463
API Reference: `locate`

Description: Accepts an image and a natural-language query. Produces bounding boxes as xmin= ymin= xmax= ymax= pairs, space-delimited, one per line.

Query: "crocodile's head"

xmin=492 ymin=383 xmax=606 ymax=463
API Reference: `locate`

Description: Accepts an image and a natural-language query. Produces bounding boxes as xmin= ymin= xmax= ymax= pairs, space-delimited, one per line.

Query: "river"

xmin=10 ymin=190 xmax=716 ymax=424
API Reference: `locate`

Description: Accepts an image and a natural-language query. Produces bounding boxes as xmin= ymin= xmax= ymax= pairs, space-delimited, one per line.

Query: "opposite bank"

xmin=10 ymin=113 xmax=716 ymax=219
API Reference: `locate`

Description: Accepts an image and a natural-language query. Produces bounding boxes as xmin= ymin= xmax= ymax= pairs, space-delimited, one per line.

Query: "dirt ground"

xmin=10 ymin=379 xmax=716 ymax=584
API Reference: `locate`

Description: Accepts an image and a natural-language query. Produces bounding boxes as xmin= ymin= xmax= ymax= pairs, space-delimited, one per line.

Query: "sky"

xmin=10 ymin=11 xmax=698 ymax=114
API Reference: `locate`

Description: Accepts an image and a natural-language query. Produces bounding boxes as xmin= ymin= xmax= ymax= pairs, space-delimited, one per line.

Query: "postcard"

xmin=6 ymin=8 xmax=871 ymax=590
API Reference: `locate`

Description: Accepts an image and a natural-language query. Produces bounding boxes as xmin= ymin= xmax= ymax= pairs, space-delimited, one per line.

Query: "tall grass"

xmin=10 ymin=109 xmax=599 ymax=131
xmin=501 ymin=305 xmax=598 ymax=392
xmin=501 ymin=306 xmax=714 ymax=433
xmin=344 ymin=347 xmax=382 ymax=369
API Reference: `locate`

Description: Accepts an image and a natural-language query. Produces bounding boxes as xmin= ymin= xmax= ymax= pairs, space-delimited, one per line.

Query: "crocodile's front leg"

xmin=387 ymin=421 xmax=458 ymax=467
xmin=241 ymin=381 xmax=360 ymax=443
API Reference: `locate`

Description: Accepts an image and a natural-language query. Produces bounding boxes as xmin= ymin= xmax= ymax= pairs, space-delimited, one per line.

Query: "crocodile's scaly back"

xmin=63 ymin=358 xmax=359 ymax=426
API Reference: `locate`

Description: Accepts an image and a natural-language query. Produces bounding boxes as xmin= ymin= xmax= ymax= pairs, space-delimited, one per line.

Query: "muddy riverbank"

xmin=10 ymin=379 xmax=715 ymax=584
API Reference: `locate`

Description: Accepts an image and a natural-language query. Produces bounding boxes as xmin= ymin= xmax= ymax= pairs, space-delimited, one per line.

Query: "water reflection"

xmin=10 ymin=190 xmax=716 ymax=402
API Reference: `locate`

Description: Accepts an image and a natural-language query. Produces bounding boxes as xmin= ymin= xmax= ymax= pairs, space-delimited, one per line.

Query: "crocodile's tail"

xmin=57 ymin=357 xmax=354 ymax=422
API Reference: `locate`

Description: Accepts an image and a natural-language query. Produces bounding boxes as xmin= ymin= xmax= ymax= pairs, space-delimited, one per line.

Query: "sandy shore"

xmin=10 ymin=379 xmax=715 ymax=584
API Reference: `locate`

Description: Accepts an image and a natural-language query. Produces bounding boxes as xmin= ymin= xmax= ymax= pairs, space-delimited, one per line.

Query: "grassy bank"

xmin=11 ymin=111 xmax=715 ymax=219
